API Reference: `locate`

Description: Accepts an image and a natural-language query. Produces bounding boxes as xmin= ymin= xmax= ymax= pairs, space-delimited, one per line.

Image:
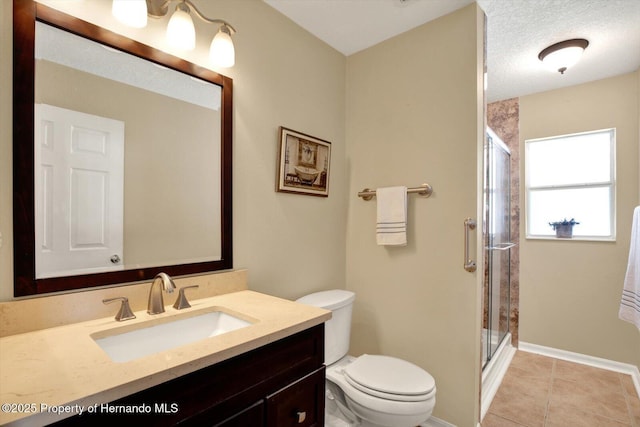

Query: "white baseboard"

xmin=519 ymin=341 xmax=640 ymax=398
xmin=421 ymin=415 xmax=456 ymax=427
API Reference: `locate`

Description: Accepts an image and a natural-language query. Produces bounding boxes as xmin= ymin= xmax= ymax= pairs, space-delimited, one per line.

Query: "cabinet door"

xmin=266 ymin=367 xmax=325 ymax=427
xmin=214 ymin=400 xmax=264 ymax=427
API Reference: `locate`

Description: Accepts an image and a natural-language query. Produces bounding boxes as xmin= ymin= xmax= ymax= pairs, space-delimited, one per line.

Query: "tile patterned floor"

xmin=482 ymin=351 xmax=640 ymax=427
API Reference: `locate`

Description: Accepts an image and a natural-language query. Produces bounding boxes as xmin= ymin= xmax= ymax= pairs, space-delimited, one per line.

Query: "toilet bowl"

xmin=327 ymin=355 xmax=436 ymax=427
xmin=296 ymin=290 xmax=436 ymax=427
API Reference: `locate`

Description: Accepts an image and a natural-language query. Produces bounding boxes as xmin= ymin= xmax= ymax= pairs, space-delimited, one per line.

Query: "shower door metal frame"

xmin=483 ymin=129 xmax=513 ymax=369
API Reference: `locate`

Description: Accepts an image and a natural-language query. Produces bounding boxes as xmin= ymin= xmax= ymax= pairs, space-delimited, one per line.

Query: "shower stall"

xmin=482 ymin=128 xmax=514 ymax=369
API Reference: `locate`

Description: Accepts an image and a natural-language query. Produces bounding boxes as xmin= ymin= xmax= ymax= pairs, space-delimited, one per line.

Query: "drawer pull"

xmin=296 ymin=411 xmax=306 ymax=423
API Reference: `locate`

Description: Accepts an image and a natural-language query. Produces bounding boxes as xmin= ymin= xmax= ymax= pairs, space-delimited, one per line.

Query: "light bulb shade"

xmin=166 ymin=7 xmax=196 ymax=50
xmin=538 ymin=39 xmax=589 ymax=74
xmin=112 ymin=0 xmax=148 ymax=28
xmin=210 ymin=27 xmax=235 ymax=68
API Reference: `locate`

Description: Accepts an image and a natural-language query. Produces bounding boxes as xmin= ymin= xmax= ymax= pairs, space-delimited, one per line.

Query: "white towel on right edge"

xmin=376 ymin=186 xmax=407 ymax=246
xmin=619 ymin=206 xmax=640 ymax=331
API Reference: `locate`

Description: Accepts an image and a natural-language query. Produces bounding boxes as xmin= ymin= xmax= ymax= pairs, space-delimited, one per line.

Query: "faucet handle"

xmin=173 ymin=285 xmax=199 ymax=310
xmin=103 ymin=297 xmax=136 ymax=321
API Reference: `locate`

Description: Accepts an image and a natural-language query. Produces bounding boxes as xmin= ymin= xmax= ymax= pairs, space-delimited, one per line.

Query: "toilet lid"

xmin=343 ymin=354 xmax=435 ymax=399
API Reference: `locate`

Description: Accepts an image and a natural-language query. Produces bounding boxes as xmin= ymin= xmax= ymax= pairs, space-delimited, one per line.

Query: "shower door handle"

xmin=464 ymin=218 xmax=477 ymax=272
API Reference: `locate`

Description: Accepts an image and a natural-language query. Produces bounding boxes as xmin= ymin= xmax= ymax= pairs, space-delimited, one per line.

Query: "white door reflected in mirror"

xmin=35 ymin=104 xmax=125 ymax=279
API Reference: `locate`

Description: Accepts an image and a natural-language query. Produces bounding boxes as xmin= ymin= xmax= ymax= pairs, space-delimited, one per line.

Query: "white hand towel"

xmin=619 ymin=206 xmax=640 ymax=330
xmin=376 ymin=186 xmax=407 ymax=246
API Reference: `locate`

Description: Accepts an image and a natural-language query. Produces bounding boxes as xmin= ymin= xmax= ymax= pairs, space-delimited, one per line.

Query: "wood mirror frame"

xmin=13 ymin=1 xmax=233 ymax=297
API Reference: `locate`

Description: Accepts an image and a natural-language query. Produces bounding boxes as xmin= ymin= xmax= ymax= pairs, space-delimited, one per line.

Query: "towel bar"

xmin=357 ymin=183 xmax=433 ymax=201
xmin=486 ymin=242 xmax=517 ymax=251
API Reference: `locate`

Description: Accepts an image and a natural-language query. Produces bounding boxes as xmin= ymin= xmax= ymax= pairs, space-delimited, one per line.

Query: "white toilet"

xmin=296 ymin=290 xmax=436 ymax=427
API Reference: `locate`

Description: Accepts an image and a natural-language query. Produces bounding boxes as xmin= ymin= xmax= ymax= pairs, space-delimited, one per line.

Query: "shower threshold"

xmin=481 ymin=331 xmax=516 ymax=420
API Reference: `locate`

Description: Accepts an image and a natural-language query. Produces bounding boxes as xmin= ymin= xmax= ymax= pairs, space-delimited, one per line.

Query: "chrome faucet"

xmin=147 ymin=272 xmax=176 ymax=314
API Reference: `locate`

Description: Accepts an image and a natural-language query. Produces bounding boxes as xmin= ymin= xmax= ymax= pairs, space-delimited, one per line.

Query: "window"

xmin=525 ymin=129 xmax=615 ymax=240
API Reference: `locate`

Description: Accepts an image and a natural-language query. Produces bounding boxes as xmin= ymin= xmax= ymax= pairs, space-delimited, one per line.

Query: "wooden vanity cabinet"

xmin=52 ymin=324 xmax=324 ymax=427
xmin=265 ymin=367 xmax=325 ymax=426
xmin=215 ymin=367 xmax=325 ymax=427
xmin=213 ymin=400 xmax=264 ymax=426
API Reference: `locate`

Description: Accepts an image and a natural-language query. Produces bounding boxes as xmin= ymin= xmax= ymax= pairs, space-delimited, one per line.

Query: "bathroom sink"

xmin=92 ymin=309 xmax=254 ymax=362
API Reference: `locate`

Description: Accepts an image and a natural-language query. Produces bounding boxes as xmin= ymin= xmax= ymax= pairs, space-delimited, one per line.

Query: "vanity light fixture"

xmin=538 ymin=38 xmax=589 ymax=74
xmin=112 ymin=0 xmax=236 ymax=68
xmin=166 ymin=1 xmax=197 ymax=50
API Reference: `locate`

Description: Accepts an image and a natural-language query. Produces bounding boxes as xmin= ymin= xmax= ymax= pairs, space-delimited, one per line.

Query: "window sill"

xmin=526 ymin=235 xmax=616 ymax=243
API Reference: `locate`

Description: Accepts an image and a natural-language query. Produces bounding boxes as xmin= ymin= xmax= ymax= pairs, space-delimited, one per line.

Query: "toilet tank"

xmin=296 ymin=290 xmax=355 ymax=365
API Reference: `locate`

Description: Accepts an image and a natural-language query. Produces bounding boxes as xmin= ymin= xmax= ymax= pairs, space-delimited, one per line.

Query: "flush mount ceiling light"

xmin=112 ymin=0 xmax=236 ymax=68
xmin=538 ymin=38 xmax=589 ymax=75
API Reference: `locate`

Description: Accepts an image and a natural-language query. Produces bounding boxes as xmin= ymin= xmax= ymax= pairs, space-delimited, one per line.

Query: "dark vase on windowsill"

xmin=549 ymin=218 xmax=579 ymax=238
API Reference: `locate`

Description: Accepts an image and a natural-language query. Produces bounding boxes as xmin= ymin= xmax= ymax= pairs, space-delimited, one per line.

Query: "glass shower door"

xmin=482 ymin=128 xmax=512 ymax=369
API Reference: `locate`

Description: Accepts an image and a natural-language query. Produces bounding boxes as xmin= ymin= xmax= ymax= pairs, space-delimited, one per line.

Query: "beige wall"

xmin=345 ymin=4 xmax=485 ymax=426
xmin=519 ymin=71 xmax=640 ymax=368
xmin=223 ymin=0 xmax=347 ymax=299
xmin=0 ymin=0 xmax=347 ymax=301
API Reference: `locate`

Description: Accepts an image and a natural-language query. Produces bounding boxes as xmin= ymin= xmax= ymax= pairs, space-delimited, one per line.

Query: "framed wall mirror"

xmin=13 ymin=1 xmax=233 ymax=297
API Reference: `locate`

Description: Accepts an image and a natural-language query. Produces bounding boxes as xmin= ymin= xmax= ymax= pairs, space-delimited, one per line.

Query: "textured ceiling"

xmin=264 ymin=0 xmax=640 ymax=102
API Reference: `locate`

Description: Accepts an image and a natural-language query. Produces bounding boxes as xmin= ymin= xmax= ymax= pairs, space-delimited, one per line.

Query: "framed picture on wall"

xmin=276 ymin=127 xmax=331 ymax=197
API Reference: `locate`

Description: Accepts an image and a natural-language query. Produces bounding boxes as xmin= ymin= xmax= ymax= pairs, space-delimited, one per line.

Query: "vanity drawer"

xmin=266 ymin=366 xmax=325 ymax=427
xmin=213 ymin=400 xmax=264 ymax=427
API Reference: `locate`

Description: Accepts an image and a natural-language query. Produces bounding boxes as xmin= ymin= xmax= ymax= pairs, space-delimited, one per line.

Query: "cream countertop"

xmin=0 ymin=290 xmax=331 ymax=426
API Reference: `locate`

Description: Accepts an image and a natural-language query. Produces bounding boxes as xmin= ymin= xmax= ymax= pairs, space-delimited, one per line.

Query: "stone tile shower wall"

xmin=487 ymin=98 xmax=520 ymax=345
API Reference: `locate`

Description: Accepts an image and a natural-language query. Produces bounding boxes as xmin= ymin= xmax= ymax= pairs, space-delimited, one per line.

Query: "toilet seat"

xmin=343 ymin=354 xmax=436 ymax=402
xmin=326 ymin=355 xmax=436 ymax=419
